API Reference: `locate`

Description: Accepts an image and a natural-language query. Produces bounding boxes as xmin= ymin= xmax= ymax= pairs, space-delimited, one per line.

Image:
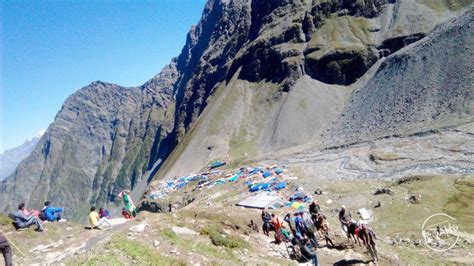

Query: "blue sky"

xmin=0 ymin=0 xmax=206 ymax=152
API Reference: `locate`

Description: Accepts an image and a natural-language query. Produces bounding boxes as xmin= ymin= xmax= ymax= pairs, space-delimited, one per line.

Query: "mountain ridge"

xmin=1 ymin=0 xmax=472 ymax=219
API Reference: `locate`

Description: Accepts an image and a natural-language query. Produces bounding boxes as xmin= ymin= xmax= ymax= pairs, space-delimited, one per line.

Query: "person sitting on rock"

xmin=12 ymin=203 xmax=43 ymax=232
xmin=89 ymin=206 xmax=112 ymax=229
xmin=21 ymin=204 xmax=40 ymax=219
xmin=41 ymin=201 xmax=65 ymax=222
xmin=98 ymin=207 xmax=110 ymax=219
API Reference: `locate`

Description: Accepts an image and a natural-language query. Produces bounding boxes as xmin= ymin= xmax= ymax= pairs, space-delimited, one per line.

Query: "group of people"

xmin=10 ymin=201 xmax=64 ymax=232
xmin=88 ymin=207 xmax=113 ymax=229
xmin=261 ymin=201 xmax=379 ymax=265
xmin=339 ymin=205 xmax=378 ymax=261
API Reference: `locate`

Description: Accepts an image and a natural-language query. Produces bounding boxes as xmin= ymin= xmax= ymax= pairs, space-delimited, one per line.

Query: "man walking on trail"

xmin=360 ymin=223 xmax=379 ymax=262
xmin=89 ymin=207 xmax=112 ymax=229
xmin=0 ymin=233 xmax=12 ymax=266
xmin=339 ymin=205 xmax=352 ymax=234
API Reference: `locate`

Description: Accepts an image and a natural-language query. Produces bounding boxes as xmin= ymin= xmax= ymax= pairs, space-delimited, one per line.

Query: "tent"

xmin=236 ymin=194 xmax=281 ymax=209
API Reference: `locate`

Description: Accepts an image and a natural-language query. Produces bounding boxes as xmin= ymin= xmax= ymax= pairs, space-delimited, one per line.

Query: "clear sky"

xmin=0 ymin=0 xmax=207 ymax=153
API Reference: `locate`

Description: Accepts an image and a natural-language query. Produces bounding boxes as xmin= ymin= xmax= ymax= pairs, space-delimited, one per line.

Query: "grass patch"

xmin=194 ymin=242 xmax=236 ymax=260
xmin=444 ymin=176 xmax=474 ymax=233
xmin=0 ymin=214 xmax=12 ymax=227
xmin=67 ymin=253 xmax=122 ymax=266
xmin=108 ymin=234 xmax=184 ymax=265
xmin=160 ymin=228 xmax=179 ymax=245
xmin=201 ymin=226 xmax=249 ymax=249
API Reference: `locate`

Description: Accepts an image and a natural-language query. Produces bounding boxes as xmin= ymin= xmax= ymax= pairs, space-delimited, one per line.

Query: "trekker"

xmin=317 ymin=213 xmax=335 ymax=248
xmin=360 ymin=224 xmax=379 ymax=262
xmin=98 ymin=207 xmax=110 ymax=219
xmin=302 ymin=212 xmax=319 ymax=248
xmin=41 ymin=201 xmax=64 ymax=222
xmin=12 ymin=203 xmax=43 ymax=232
xmin=89 ymin=207 xmax=112 ymax=229
xmin=309 ymin=200 xmax=321 ymax=220
xmin=338 ymin=205 xmax=351 ymax=234
xmin=284 ymin=213 xmax=298 ymax=237
xmin=0 ymin=232 xmax=12 ymax=266
xmin=299 ymin=237 xmax=319 ymax=266
xmin=271 ymin=213 xmax=286 ymax=244
xmin=261 ymin=208 xmax=273 ymax=236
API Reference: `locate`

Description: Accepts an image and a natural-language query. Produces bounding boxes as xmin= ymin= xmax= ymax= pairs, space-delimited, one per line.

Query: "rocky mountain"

xmin=1 ymin=0 xmax=472 ymax=219
xmin=0 ymin=133 xmax=42 ymax=181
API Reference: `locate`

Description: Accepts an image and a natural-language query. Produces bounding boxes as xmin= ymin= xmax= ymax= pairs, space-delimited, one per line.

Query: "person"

xmin=309 ymin=200 xmax=321 ymax=220
xmin=317 ymin=213 xmax=335 ymax=248
xmin=98 ymin=207 xmax=110 ymax=219
xmin=298 ymin=237 xmax=319 ymax=266
xmin=338 ymin=205 xmax=351 ymax=234
xmin=12 ymin=203 xmax=43 ymax=232
xmin=118 ymin=190 xmax=137 ymax=217
xmin=122 ymin=208 xmax=132 ymax=220
xmin=261 ymin=208 xmax=273 ymax=236
xmin=360 ymin=224 xmax=379 ymax=261
xmin=41 ymin=201 xmax=64 ymax=222
xmin=21 ymin=205 xmax=40 ymax=219
xmin=284 ymin=213 xmax=298 ymax=238
xmin=302 ymin=211 xmax=319 ymax=248
xmin=0 ymin=232 xmax=12 ymax=266
xmin=89 ymin=207 xmax=112 ymax=229
xmin=271 ymin=213 xmax=286 ymax=244
xmin=294 ymin=212 xmax=306 ymax=238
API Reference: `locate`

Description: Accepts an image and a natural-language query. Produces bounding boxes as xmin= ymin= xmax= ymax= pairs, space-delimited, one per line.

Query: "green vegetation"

xmin=201 ymin=226 xmax=249 ymax=249
xmin=0 ymin=214 xmax=11 ymax=227
xmin=70 ymin=234 xmax=185 ymax=266
xmin=307 ymin=15 xmax=372 ymax=60
xmin=445 ymin=176 xmax=474 ymax=233
xmin=68 ymin=253 xmax=122 ymax=266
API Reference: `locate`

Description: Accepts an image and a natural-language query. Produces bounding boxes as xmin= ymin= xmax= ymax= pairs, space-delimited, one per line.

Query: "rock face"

xmin=1 ymin=0 xmax=472 ymax=219
xmin=331 ymin=10 xmax=474 ymax=143
xmin=0 ymin=136 xmax=41 ymax=180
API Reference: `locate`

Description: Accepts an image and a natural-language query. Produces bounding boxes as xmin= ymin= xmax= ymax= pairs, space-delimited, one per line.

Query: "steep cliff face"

xmin=1 ymin=0 xmax=471 ymax=218
xmin=0 ymin=63 xmax=178 ymax=218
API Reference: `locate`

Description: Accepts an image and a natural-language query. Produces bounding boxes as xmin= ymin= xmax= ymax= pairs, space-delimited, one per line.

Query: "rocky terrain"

xmin=0 ymin=134 xmax=41 ymax=181
xmin=0 ymin=3 xmax=472 ymax=263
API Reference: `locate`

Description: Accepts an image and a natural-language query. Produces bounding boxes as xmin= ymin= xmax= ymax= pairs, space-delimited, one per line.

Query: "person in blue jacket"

xmin=41 ymin=201 xmax=64 ymax=222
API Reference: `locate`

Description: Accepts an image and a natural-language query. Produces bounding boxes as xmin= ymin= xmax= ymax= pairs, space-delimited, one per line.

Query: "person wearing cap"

xmin=339 ymin=205 xmax=351 ymax=234
xmin=0 ymin=233 xmax=12 ymax=266
xmin=41 ymin=201 xmax=64 ymax=222
xmin=12 ymin=203 xmax=44 ymax=232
